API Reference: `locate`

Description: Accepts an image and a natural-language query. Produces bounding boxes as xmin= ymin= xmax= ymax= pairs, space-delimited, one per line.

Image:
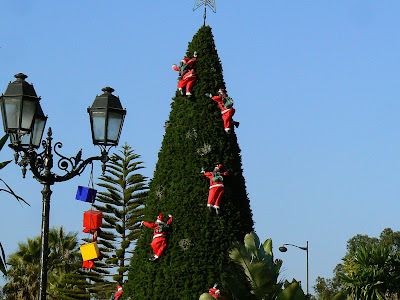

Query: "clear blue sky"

xmin=1 ymin=0 xmax=400 ymax=294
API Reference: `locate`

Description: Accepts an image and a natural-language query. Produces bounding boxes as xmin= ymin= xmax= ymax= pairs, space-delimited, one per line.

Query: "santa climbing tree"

xmin=125 ymin=25 xmax=254 ymax=299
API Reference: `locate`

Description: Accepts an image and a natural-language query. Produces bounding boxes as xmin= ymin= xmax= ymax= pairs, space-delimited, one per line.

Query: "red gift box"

xmin=83 ymin=210 xmax=103 ymax=230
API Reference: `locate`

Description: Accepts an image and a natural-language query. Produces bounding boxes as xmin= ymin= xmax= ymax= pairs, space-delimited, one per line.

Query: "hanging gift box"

xmin=80 ymin=242 xmax=100 ymax=261
xmin=76 ymin=186 xmax=97 ymax=203
xmin=83 ymin=210 xmax=103 ymax=230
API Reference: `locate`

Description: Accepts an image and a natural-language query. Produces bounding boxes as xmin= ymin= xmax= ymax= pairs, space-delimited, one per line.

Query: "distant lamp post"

xmin=279 ymin=241 xmax=309 ymax=296
xmin=0 ymin=73 xmax=127 ymax=300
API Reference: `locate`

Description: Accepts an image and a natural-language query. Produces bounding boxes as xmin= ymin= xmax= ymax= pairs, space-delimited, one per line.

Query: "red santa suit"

xmin=211 ymin=94 xmax=235 ymax=133
xmin=209 ymin=287 xmax=222 ymax=299
xmin=114 ymin=285 xmax=123 ymax=300
xmin=142 ymin=213 xmax=173 ymax=260
xmin=203 ymin=165 xmax=229 ymax=210
xmin=172 ymin=56 xmax=197 ymax=95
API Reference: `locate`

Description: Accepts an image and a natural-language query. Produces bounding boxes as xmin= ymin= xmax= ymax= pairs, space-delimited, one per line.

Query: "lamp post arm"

xmin=282 ymin=243 xmax=308 ymax=251
xmin=27 ymin=148 xmax=107 ymax=184
xmin=52 ymin=154 xmax=106 ymax=183
xmin=21 ymin=127 xmax=109 ymax=184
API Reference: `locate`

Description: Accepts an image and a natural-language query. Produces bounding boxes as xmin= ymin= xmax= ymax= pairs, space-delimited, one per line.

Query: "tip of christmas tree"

xmin=196 ymin=25 xmax=213 ymax=35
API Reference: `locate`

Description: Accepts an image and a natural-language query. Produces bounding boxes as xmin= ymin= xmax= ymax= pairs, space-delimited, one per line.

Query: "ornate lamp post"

xmin=279 ymin=241 xmax=309 ymax=295
xmin=0 ymin=74 xmax=127 ymax=300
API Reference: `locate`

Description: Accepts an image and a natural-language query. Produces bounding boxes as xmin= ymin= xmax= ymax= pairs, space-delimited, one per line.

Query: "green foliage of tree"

xmin=313 ymin=228 xmax=400 ymax=299
xmin=224 ymin=232 xmax=307 ymax=300
xmin=126 ymin=25 xmax=254 ymax=299
xmin=340 ymin=244 xmax=400 ymax=299
xmin=2 ymin=226 xmax=92 ymax=299
xmin=88 ymin=144 xmax=148 ymax=297
xmin=3 ymin=235 xmax=40 ymax=299
xmin=48 ymin=270 xmax=92 ymax=300
xmin=313 ymin=275 xmax=342 ymax=300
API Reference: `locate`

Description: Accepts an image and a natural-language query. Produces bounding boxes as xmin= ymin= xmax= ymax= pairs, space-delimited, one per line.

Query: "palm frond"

xmin=0 ymin=241 xmax=7 ymax=275
xmin=0 ymin=178 xmax=29 ymax=206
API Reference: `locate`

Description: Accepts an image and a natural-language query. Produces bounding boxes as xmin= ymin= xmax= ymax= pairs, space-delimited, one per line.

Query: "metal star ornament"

xmin=193 ymin=0 xmax=216 ymax=26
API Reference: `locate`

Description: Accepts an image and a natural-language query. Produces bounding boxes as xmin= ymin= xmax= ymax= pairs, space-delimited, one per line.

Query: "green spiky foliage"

xmin=87 ymin=144 xmax=148 ymax=296
xmin=126 ymin=26 xmax=254 ymax=299
xmin=2 ymin=227 xmax=92 ymax=300
xmin=340 ymin=244 xmax=400 ymax=299
xmin=48 ymin=270 xmax=92 ymax=300
xmin=225 ymin=232 xmax=307 ymax=300
xmin=224 ymin=232 xmax=283 ymax=299
xmin=277 ymin=280 xmax=308 ymax=300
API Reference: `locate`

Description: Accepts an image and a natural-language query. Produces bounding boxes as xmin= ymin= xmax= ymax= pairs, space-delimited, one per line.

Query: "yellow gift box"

xmin=80 ymin=242 xmax=100 ymax=261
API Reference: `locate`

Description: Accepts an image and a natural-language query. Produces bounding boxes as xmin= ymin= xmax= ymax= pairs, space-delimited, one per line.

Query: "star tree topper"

xmin=193 ymin=0 xmax=216 ymax=26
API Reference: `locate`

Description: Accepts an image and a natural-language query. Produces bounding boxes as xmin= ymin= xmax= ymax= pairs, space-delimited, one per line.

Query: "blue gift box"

xmin=76 ymin=186 xmax=97 ymax=203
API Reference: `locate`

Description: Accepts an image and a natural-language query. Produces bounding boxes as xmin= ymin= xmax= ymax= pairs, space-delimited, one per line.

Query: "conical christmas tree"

xmin=126 ymin=26 xmax=254 ymax=299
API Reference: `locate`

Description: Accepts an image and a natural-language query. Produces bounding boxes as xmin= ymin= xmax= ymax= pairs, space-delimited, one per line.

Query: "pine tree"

xmin=126 ymin=26 xmax=254 ymax=299
xmin=49 ymin=271 xmax=92 ymax=300
xmin=87 ymin=144 xmax=148 ymax=296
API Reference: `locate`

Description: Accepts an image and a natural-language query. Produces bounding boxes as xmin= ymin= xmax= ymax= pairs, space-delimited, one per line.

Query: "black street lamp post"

xmin=279 ymin=241 xmax=309 ymax=295
xmin=0 ymin=74 xmax=127 ymax=300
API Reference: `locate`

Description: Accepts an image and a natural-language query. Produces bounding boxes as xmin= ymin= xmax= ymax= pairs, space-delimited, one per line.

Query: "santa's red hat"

xmin=117 ymin=285 xmax=122 ymax=291
xmin=182 ymin=57 xmax=190 ymax=63
xmin=218 ymin=88 xmax=228 ymax=97
xmin=215 ymin=164 xmax=223 ymax=171
xmin=156 ymin=213 xmax=164 ymax=223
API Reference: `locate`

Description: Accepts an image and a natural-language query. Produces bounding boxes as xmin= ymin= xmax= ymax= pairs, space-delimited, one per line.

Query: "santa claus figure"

xmin=209 ymin=283 xmax=222 ymax=299
xmin=141 ymin=213 xmax=173 ymax=261
xmin=206 ymin=89 xmax=239 ymax=133
xmin=202 ymin=164 xmax=229 ymax=215
xmin=114 ymin=284 xmax=123 ymax=300
xmin=172 ymin=51 xmax=197 ymax=96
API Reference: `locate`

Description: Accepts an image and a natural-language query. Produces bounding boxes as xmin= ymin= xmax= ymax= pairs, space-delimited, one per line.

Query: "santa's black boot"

xmin=149 ymin=254 xmax=158 ymax=261
xmin=234 ymin=121 xmax=240 ymax=128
